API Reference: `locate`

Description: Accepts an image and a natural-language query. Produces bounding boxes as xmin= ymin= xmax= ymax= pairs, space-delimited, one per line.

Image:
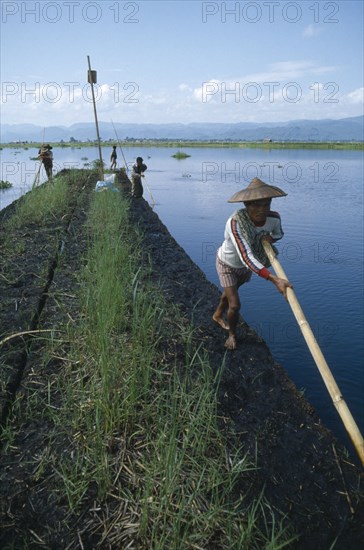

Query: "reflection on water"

xmin=1 ymin=145 xmax=363 ymax=458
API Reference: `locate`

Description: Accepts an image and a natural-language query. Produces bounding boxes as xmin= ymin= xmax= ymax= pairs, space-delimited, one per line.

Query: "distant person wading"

xmin=110 ymin=145 xmax=117 ymax=170
xmin=213 ymin=178 xmax=293 ymax=350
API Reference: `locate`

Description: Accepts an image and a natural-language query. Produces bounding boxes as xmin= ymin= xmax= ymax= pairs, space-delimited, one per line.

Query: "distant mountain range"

xmin=1 ymin=116 xmax=363 ymax=143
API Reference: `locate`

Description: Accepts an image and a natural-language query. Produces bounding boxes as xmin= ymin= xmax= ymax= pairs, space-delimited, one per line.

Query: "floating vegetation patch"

xmin=172 ymin=151 xmax=191 ymax=159
xmin=0 ymin=180 xmax=12 ymax=190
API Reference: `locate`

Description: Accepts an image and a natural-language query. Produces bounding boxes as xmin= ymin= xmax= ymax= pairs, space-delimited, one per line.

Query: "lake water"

xmin=1 ymin=144 xmax=363 ymax=460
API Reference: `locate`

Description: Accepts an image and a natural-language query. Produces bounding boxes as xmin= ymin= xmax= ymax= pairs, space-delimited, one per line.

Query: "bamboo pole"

xmin=32 ymin=160 xmax=42 ymax=188
xmin=142 ymin=175 xmax=155 ymax=208
xmin=33 ymin=127 xmax=46 ymax=188
xmin=87 ymin=56 xmax=104 ymax=181
xmin=262 ymin=240 xmax=364 ymax=466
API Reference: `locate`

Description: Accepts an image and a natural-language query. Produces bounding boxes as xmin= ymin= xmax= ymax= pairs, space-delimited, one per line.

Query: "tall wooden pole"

xmin=263 ymin=240 xmax=364 ymax=467
xmin=87 ymin=55 xmax=104 ymax=181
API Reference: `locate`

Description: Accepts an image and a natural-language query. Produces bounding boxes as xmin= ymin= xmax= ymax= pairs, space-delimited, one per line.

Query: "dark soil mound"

xmin=127 ymin=194 xmax=364 ymax=549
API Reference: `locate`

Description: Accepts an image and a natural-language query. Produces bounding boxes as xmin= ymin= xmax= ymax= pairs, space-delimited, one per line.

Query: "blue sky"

xmin=1 ymin=0 xmax=363 ymax=126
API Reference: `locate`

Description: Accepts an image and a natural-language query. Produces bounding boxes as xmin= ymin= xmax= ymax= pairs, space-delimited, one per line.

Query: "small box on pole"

xmin=88 ymin=70 xmax=97 ymax=84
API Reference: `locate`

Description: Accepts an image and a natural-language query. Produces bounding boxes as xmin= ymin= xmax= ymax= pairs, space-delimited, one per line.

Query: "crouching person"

xmin=131 ymin=156 xmax=147 ymax=198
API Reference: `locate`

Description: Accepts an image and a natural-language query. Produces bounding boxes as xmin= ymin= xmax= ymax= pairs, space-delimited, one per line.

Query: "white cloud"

xmin=1 ymin=70 xmax=362 ymax=126
xmin=346 ymin=87 xmax=364 ymax=104
xmin=302 ymin=24 xmax=322 ymax=38
xmin=191 ymin=62 xmax=337 ymax=109
xmin=242 ymin=60 xmax=335 ymax=83
xmin=178 ymin=83 xmax=192 ymax=92
xmin=269 ymin=61 xmax=313 ymax=73
xmin=193 ymin=80 xmax=221 ymax=102
xmin=143 ymin=94 xmax=167 ymax=105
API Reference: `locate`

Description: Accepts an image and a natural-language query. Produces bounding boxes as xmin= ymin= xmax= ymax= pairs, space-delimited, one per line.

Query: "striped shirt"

xmin=217 ymin=210 xmax=284 ymax=279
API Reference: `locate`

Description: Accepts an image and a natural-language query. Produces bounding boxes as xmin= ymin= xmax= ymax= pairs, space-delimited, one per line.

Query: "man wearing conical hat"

xmin=213 ymin=178 xmax=292 ymax=350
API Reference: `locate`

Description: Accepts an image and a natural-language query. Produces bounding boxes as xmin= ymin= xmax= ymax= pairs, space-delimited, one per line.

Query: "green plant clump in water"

xmin=0 ymin=180 xmax=12 ymax=189
xmin=172 ymin=151 xmax=191 ymax=159
xmin=91 ymin=158 xmax=106 ymax=172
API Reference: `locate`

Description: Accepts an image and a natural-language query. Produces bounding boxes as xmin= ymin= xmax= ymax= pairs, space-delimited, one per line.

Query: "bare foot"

xmin=212 ymin=314 xmax=229 ymax=330
xmin=224 ymin=334 xmax=237 ymax=350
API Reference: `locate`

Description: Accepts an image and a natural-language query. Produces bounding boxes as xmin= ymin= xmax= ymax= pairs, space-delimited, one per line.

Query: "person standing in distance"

xmin=110 ymin=145 xmax=117 ymax=170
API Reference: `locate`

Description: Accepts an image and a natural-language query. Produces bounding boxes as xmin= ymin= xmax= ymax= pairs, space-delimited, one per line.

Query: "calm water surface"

xmin=1 ymin=145 xmax=363 ymax=460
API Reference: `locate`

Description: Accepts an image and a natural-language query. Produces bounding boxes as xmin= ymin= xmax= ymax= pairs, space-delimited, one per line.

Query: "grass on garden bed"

xmin=0 ymin=174 xmax=296 ymax=548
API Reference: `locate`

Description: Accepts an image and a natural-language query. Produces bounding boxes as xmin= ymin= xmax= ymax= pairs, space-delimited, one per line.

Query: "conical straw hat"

xmin=228 ymin=178 xmax=287 ymax=203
